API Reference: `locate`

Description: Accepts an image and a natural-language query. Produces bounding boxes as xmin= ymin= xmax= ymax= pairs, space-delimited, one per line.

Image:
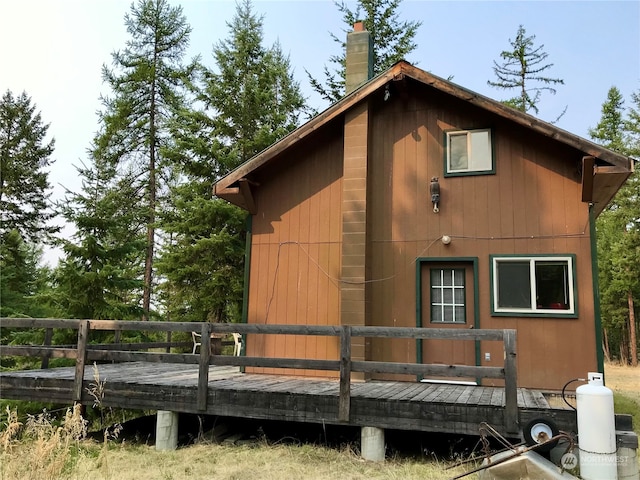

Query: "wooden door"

xmin=419 ymin=260 xmax=477 ymax=384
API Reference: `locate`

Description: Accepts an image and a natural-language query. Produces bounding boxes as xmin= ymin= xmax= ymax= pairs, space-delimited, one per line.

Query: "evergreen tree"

xmin=588 ymin=87 xmax=626 ymax=152
xmin=202 ymin=0 xmax=306 ymax=173
xmin=0 ymin=229 xmax=41 ymax=317
xmin=157 ymin=0 xmax=306 ymax=323
xmin=94 ymin=0 xmax=197 ymax=320
xmin=0 ymin=90 xmax=56 ymax=243
xmin=488 ymin=25 xmax=564 ymax=117
xmin=54 ymin=155 xmax=146 ymax=320
xmin=592 ymin=86 xmax=639 ymax=366
xmin=307 ymin=0 xmax=421 ymax=104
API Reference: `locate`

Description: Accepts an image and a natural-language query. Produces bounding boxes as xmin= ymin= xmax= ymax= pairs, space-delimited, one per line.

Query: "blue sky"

xmin=1 ymin=0 xmax=639 ymax=263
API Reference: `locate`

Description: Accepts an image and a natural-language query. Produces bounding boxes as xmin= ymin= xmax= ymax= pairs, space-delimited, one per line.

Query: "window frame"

xmin=443 ymin=128 xmax=495 ymax=177
xmin=490 ymin=254 xmax=578 ymax=318
xmin=429 ymin=267 xmax=467 ymax=324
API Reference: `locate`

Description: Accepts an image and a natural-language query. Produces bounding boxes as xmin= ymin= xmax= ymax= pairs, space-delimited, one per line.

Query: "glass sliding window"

xmin=430 ymin=268 xmax=465 ymax=323
xmin=445 ymin=129 xmax=493 ymax=176
xmin=491 ymin=256 xmax=576 ymax=316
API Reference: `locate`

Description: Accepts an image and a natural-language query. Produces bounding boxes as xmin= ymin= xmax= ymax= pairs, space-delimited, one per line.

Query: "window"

xmin=430 ymin=268 xmax=466 ymax=323
xmin=491 ymin=256 xmax=576 ymax=316
xmin=445 ymin=129 xmax=494 ymax=176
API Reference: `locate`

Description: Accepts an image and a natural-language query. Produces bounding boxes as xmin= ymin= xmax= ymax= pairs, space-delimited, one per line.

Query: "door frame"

xmin=415 ymin=257 xmax=480 ymax=381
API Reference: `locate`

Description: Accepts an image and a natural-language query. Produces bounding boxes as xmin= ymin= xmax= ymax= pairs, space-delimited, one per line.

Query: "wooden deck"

xmin=0 ymin=362 xmax=576 ymax=437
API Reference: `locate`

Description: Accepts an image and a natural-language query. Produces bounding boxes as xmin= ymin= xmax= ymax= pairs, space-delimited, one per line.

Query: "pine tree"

xmin=54 ymin=155 xmax=146 ymax=320
xmin=488 ymin=25 xmax=564 ymax=117
xmin=589 ymin=87 xmax=626 ymax=152
xmin=307 ymin=0 xmax=421 ymax=104
xmin=592 ymin=86 xmax=639 ymax=366
xmin=157 ymin=0 xmax=306 ymax=324
xmin=202 ymin=0 xmax=306 ymax=173
xmin=0 ymin=90 xmax=56 ymax=243
xmin=0 ymin=229 xmax=41 ymax=317
xmin=94 ymin=0 xmax=197 ymax=320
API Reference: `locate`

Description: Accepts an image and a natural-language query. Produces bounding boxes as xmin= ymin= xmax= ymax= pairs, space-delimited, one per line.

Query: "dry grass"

xmin=0 ymin=420 xmax=473 ymax=480
xmin=72 ymin=441 xmax=471 ymax=480
xmin=605 ymin=362 xmax=640 ymax=403
xmin=0 ymin=401 xmax=478 ymax=479
xmin=0 ymin=404 xmax=88 ymax=480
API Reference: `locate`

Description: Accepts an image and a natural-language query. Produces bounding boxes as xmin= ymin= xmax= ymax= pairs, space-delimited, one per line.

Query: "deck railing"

xmin=0 ymin=318 xmax=518 ymax=432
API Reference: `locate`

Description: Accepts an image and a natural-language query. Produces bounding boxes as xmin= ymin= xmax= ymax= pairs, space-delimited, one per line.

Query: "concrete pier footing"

xmin=361 ymin=426 xmax=385 ymax=462
xmin=156 ymin=410 xmax=179 ymax=451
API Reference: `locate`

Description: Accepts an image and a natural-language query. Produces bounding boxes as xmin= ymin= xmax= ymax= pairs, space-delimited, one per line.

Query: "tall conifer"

xmin=488 ymin=25 xmax=564 ymax=117
xmin=308 ymin=0 xmax=421 ymax=104
xmin=157 ymin=0 xmax=306 ymax=323
xmin=94 ymin=0 xmax=196 ymax=320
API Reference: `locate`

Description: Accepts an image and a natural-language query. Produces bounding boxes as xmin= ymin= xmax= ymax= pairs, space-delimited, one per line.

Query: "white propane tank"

xmin=576 ymin=372 xmax=617 ymax=480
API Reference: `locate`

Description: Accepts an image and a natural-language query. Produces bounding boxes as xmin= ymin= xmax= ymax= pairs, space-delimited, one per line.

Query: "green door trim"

xmin=415 ymin=257 xmax=480 ymax=382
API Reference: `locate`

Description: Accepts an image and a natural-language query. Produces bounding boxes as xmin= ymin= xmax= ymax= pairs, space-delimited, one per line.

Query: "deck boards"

xmin=0 ymin=362 xmax=574 ymax=437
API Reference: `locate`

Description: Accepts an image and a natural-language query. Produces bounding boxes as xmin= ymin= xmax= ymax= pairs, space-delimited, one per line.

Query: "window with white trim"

xmin=445 ymin=129 xmax=493 ymax=175
xmin=430 ymin=268 xmax=466 ymax=323
xmin=491 ymin=256 xmax=576 ymax=315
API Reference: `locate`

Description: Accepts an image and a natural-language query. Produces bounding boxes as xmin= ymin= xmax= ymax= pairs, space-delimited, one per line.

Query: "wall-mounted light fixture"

xmin=430 ymin=177 xmax=440 ymax=213
xmin=441 ymin=235 xmax=451 ymax=245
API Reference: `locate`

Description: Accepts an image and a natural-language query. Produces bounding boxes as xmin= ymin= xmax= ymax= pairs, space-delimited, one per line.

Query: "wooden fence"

xmin=0 ymin=318 xmax=518 ymax=432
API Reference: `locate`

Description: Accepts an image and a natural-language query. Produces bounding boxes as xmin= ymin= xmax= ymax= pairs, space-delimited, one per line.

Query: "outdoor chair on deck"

xmin=192 ymin=331 xmax=242 ymax=356
xmin=191 ymin=331 xmax=204 ymax=354
xmin=232 ymin=333 xmax=242 ymax=356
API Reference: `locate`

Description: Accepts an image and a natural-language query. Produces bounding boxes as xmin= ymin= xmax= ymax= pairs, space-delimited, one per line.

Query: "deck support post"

xmin=361 ymin=426 xmax=385 ymax=462
xmin=156 ymin=410 xmax=179 ymax=451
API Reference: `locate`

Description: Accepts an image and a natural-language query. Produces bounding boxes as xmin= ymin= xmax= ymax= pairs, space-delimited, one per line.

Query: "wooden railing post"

xmin=40 ymin=327 xmax=53 ymax=369
xmin=503 ymin=329 xmax=518 ymax=433
xmin=197 ymin=322 xmax=211 ymax=411
xmin=73 ymin=320 xmax=89 ymax=403
xmin=165 ymin=331 xmax=172 ymax=353
xmin=339 ymin=325 xmax=351 ymax=422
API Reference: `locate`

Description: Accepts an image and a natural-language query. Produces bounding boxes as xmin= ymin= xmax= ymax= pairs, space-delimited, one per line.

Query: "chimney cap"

xmin=353 ymin=21 xmax=365 ymax=32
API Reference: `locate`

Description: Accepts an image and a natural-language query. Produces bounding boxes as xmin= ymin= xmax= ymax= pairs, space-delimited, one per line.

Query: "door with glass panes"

xmin=419 ymin=260 xmax=477 ymax=384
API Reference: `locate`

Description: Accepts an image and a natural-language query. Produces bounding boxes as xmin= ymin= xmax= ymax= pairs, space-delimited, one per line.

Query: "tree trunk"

xmin=602 ymin=327 xmax=611 ymax=363
xmin=620 ymin=325 xmax=629 ymax=365
xmin=628 ymin=290 xmax=638 ymax=367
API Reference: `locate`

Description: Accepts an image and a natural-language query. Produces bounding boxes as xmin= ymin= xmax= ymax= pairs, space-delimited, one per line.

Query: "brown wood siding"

xmin=246 ymin=128 xmax=344 ymax=377
xmin=366 ymin=81 xmax=596 ymax=390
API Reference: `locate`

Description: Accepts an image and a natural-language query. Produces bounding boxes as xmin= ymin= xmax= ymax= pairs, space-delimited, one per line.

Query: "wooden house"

xmin=213 ymin=24 xmax=634 ymax=391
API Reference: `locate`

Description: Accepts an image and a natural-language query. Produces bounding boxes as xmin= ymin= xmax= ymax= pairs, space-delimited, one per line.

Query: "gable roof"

xmin=214 ymin=60 xmax=633 ymax=216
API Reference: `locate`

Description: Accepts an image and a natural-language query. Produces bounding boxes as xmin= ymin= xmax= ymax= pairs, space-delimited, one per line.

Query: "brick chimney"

xmin=340 ymin=22 xmax=373 ymax=377
xmin=345 ymin=21 xmax=373 ymax=94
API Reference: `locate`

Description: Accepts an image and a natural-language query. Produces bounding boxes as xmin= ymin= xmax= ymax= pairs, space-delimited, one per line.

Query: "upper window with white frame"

xmin=445 ymin=128 xmax=494 ymax=176
xmin=491 ymin=255 xmax=577 ymax=317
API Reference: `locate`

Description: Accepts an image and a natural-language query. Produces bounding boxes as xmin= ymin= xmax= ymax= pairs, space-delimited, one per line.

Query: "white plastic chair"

xmin=191 ymin=331 xmax=202 ymax=354
xmin=232 ymin=333 xmax=242 ymax=356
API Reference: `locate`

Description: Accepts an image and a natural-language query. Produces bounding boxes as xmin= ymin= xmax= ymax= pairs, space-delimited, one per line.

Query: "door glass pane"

xmin=497 ymin=261 xmax=531 ymax=308
xmin=443 ymin=289 xmax=453 ymax=304
xmin=443 ymin=306 xmax=454 ymax=322
xmin=454 ymin=288 xmax=464 ymax=304
xmin=432 ymin=289 xmax=442 ymax=303
xmin=430 ymin=268 xmax=465 ymax=323
xmin=431 ymin=269 xmax=442 ymax=286
xmin=454 ymin=269 xmax=464 ymax=284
